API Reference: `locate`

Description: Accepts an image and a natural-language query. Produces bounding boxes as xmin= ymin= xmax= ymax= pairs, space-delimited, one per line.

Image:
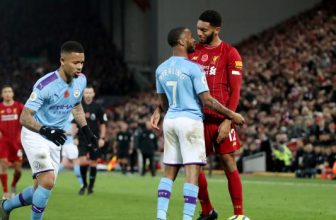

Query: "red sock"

xmin=198 ymin=171 xmax=214 ymax=214
xmin=226 ymin=170 xmax=243 ymax=215
xmin=0 ymin=173 xmax=8 ymax=193
xmin=11 ymin=171 xmax=21 ymax=187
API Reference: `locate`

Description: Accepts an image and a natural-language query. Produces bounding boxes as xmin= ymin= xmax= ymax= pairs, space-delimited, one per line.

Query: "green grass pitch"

xmin=6 ymin=169 xmax=336 ymax=219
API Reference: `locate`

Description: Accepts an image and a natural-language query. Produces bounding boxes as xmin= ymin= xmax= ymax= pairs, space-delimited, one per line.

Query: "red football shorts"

xmin=0 ymin=138 xmax=23 ymax=162
xmin=204 ymin=121 xmax=241 ymax=156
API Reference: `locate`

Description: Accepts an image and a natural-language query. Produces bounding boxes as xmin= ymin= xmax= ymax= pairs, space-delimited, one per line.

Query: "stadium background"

xmin=0 ymin=0 xmax=335 ymax=219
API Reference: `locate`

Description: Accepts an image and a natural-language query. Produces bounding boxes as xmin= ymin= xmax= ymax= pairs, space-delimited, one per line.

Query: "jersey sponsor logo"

xmin=74 ymin=89 xmax=80 ymax=98
xmin=64 ymin=90 xmax=70 ymax=98
xmin=232 ymin=70 xmax=241 ymax=75
xmin=235 ymin=61 xmax=243 ymax=69
xmin=210 ymin=56 xmax=219 ymax=64
xmin=201 ymin=54 xmax=208 ymax=62
xmin=50 ymin=104 xmax=74 ymax=110
xmin=1 ymin=114 xmax=18 ymax=121
xmin=209 ymin=66 xmax=217 ymax=75
xmin=29 ymin=92 xmax=37 ymax=101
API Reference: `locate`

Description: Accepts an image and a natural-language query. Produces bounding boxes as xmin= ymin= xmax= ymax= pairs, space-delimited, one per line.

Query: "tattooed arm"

xmin=71 ymin=103 xmax=87 ymax=128
xmin=20 ymin=107 xmax=42 ymax=132
xmin=198 ymin=91 xmax=245 ymax=125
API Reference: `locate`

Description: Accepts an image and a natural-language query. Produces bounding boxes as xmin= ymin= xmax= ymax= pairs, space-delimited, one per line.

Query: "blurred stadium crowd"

xmin=0 ymin=0 xmax=335 ymax=178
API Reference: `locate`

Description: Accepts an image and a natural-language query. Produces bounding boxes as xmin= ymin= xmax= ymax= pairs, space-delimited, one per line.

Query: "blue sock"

xmin=157 ymin=178 xmax=173 ymax=220
xmin=58 ymin=164 xmax=65 ymax=173
xmin=3 ymin=186 xmax=34 ymax=213
xmin=74 ymin=165 xmax=83 ymax=186
xmin=31 ymin=186 xmax=51 ymax=220
xmin=183 ymin=183 xmax=199 ymax=220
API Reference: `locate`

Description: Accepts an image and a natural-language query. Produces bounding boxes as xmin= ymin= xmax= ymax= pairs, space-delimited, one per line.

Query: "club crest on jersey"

xmin=29 ymin=92 xmax=37 ymax=101
xmin=210 ymin=56 xmax=219 ymax=64
xmin=6 ymin=108 xmax=12 ymax=113
xmin=201 ymin=54 xmax=208 ymax=62
xmin=74 ymin=89 xmax=80 ymax=98
xmin=64 ymin=90 xmax=70 ymax=98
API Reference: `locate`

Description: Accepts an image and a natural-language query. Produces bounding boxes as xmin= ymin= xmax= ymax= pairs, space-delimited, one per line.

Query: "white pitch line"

xmin=207 ymin=178 xmax=336 ymax=188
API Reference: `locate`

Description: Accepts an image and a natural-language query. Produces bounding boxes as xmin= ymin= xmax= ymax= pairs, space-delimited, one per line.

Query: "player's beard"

xmin=203 ymin=32 xmax=214 ymax=45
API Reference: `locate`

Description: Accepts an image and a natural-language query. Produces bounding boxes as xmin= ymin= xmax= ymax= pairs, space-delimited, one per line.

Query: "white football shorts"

xmin=163 ymin=117 xmax=207 ymax=165
xmin=21 ymin=127 xmax=61 ymax=178
xmin=62 ymin=142 xmax=79 ymax=160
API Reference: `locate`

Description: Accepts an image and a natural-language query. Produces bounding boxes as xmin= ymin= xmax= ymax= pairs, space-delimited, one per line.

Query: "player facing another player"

xmin=152 ymin=27 xmax=244 ymax=220
xmin=0 ymin=41 xmax=98 ymax=220
xmin=0 ymin=85 xmax=24 ymax=199
xmin=190 ymin=10 xmax=245 ymax=220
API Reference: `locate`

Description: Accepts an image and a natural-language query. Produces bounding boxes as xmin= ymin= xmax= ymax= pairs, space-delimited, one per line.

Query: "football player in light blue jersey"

xmin=152 ymin=27 xmax=245 ymax=220
xmin=0 ymin=41 xmax=98 ymax=220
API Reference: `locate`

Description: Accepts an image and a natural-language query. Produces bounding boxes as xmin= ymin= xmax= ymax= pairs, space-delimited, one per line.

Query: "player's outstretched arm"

xmin=20 ymin=107 xmax=42 ymax=132
xmin=198 ymin=92 xmax=245 ymax=125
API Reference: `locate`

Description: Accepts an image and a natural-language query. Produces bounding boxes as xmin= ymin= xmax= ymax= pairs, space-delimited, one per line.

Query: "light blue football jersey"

xmin=25 ymin=70 xmax=87 ymax=129
xmin=156 ymin=56 xmax=209 ymax=121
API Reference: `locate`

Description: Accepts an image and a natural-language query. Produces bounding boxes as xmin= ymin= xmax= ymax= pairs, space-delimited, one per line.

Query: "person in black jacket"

xmin=137 ymin=121 xmax=158 ymax=176
xmin=77 ymin=85 xmax=107 ymax=195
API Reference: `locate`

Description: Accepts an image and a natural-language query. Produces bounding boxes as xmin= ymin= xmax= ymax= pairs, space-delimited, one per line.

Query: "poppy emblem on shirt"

xmin=201 ymin=54 xmax=208 ymax=62
xmin=64 ymin=90 xmax=70 ymax=98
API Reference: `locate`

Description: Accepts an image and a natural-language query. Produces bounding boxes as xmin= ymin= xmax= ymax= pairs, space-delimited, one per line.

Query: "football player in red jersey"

xmin=190 ymin=10 xmax=244 ymax=220
xmin=0 ymin=85 xmax=24 ymax=199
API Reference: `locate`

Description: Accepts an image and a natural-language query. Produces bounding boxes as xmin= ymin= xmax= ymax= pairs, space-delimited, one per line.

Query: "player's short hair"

xmin=61 ymin=41 xmax=84 ymax=54
xmin=167 ymin=27 xmax=187 ymax=47
xmin=199 ymin=10 xmax=222 ymax=27
xmin=1 ymin=84 xmax=13 ymax=91
xmin=86 ymin=84 xmax=95 ymax=90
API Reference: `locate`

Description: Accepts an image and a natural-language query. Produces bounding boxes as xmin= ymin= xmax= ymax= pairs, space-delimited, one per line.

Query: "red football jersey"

xmin=189 ymin=41 xmax=243 ymax=120
xmin=0 ymin=101 xmax=24 ymax=140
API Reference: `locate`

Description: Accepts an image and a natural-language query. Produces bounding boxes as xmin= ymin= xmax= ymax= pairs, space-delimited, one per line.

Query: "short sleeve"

xmin=24 ymin=86 xmax=48 ymax=112
xmin=192 ymin=64 xmax=209 ymax=94
xmin=155 ymin=69 xmax=164 ymax=94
